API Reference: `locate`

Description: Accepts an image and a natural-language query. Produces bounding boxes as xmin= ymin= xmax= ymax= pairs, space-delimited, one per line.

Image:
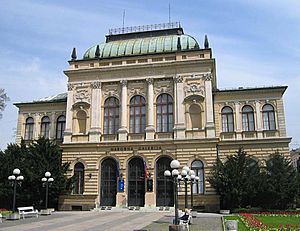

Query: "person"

xmin=180 ymin=209 xmax=191 ymax=223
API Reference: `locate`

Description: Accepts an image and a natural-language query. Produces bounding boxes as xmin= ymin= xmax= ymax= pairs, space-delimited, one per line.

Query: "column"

xmin=64 ymin=83 xmax=74 ymax=143
xmin=174 ymin=75 xmax=186 ymax=139
xmin=255 ymin=100 xmax=263 ymax=138
xmin=49 ymin=112 xmax=56 ymax=140
xmin=34 ymin=113 xmax=41 ymax=140
xmin=204 ymin=73 xmax=215 ymax=138
xmin=234 ymin=102 xmax=242 ymax=139
xmin=145 ymin=78 xmax=155 ymax=140
xmin=118 ymin=80 xmax=128 ymax=140
xmin=89 ymin=81 xmax=102 ymax=142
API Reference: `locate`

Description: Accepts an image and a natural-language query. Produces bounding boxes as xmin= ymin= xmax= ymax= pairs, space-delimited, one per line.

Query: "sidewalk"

xmin=0 ymin=211 xmax=223 ymax=231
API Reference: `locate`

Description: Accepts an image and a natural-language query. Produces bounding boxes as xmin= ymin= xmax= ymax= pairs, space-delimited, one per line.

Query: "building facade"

xmin=15 ymin=23 xmax=291 ymax=212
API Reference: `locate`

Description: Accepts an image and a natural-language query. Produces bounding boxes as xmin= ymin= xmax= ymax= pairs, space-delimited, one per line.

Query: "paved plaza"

xmin=0 ymin=211 xmax=223 ymax=231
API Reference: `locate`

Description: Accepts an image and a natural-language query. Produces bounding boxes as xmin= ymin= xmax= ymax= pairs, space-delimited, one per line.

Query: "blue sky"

xmin=0 ymin=0 xmax=299 ymax=150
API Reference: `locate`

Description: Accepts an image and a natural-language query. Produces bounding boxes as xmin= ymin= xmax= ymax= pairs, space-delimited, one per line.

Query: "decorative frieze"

xmin=67 ymin=83 xmax=75 ymax=91
xmin=74 ymin=88 xmax=91 ymax=104
xmin=184 ymin=84 xmax=205 ymax=98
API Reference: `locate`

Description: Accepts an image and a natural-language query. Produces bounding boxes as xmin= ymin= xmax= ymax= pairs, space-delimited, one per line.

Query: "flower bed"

xmin=239 ymin=212 xmax=300 ymax=231
xmin=0 ymin=208 xmax=13 ymax=217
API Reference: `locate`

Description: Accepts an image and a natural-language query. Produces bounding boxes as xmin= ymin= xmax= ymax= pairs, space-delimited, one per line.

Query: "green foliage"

xmin=0 ymin=138 xmax=71 ymax=210
xmin=208 ymin=148 xmax=260 ymax=209
xmin=263 ymin=152 xmax=298 ymax=209
xmin=209 ymin=149 xmax=298 ymax=210
xmin=0 ymin=88 xmax=9 ymax=119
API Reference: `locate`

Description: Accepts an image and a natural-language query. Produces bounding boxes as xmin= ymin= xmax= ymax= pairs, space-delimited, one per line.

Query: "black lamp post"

xmin=164 ymin=159 xmax=180 ymax=225
xmin=189 ymin=171 xmax=199 ymax=209
xmin=41 ymin=172 xmax=54 ymax=209
xmin=181 ymin=166 xmax=190 ymax=209
xmin=8 ymin=168 xmax=24 ymax=212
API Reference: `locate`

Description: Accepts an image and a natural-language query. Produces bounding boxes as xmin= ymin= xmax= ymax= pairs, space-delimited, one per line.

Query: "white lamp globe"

xmin=190 ymin=174 xmax=195 ymax=180
xmin=172 ymin=169 xmax=179 ymax=176
xmin=42 ymin=177 xmax=47 ymax=182
xmin=182 ymin=166 xmax=190 ymax=173
xmin=170 ymin=160 xmax=180 ymax=169
xmin=48 ymin=178 xmax=54 ymax=182
xmin=181 ymin=169 xmax=187 ymax=177
xmin=8 ymin=175 xmax=13 ymax=180
xmin=164 ymin=170 xmax=171 ymax=177
xmin=185 ymin=175 xmax=190 ymax=180
xmin=13 ymin=168 xmax=20 ymax=175
xmin=189 ymin=170 xmax=195 ymax=176
xmin=195 ymin=176 xmax=200 ymax=181
xmin=19 ymin=175 xmax=24 ymax=181
xmin=10 ymin=175 xmax=16 ymax=180
xmin=177 ymin=175 xmax=182 ymax=180
xmin=45 ymin=172 xmax=51 ymax=177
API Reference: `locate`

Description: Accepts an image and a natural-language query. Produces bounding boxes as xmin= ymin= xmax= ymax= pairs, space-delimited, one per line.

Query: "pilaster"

xmin=204 ymin=73 xmax=215 ymax=138
xmin=118 ymin=80 xmax=128 ymax=140
xmin=234 ymin=102 xmax=242 ymax=139
xmin=173 ymin=75 xmax=186 ymax=139
xmin=89 ymin=81 xmax=102 ymax=142
xmin=64 ymin=83 xmax=74 ymax=143
xmin=145 ymin=78 xmax=155 ymax=140
xmin=255 ymin=100 xmax=263 ymax=138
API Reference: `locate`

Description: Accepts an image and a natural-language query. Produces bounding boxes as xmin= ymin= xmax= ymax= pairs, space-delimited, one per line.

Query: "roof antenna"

xmin=122 ymin=10 xmax=125 ymax=33
xmin=168 ymin=3 xmax=171 ymax=23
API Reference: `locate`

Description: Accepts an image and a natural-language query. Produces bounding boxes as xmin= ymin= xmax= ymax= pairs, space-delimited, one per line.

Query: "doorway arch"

xmin=128 ymin=157 xmax=145 ymax=206
xmin=100 ymin=158 xmax=117 ymax=206
xmin=156 ymin=156 xmax=174 ymax=206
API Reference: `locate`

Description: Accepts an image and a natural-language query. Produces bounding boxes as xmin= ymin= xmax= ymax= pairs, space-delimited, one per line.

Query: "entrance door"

xmin=156 ymin=156 xmax=174 ymax=206
xmin=100 ymin=158 xmax=117 ymax=206
xmin=128 ymin=157 xmax=145 ymax=206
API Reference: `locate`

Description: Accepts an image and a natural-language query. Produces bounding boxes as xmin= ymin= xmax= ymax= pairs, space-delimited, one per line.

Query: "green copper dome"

xmin=83 ymin=34 xmax=200 ymax=59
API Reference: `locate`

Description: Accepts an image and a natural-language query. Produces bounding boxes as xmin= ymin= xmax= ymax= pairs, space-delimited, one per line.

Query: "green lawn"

xmin=255 ymin=215 xmax=300 ymax=226
xmin=223 ymin=216 xmax=249 ymax=231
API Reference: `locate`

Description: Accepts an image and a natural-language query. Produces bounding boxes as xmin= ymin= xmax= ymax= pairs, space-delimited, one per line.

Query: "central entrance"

xmin=128 ymin=157 xmax=145 ymax=206
xmin=100 ymin=158 xmax=117 ymax=206
xmin=156 ymin=156 xmax=174 ymax=206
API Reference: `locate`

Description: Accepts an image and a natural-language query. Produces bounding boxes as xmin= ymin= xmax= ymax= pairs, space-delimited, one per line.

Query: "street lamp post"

xmin=164 ymin=159 xmax=180 ymax=226
xmin=41 ymin=172 xmax=54 ymax=210
xmin=8 ymin=168 xmax=24 ymax=212
xmin=189 ymin=171 xmax=199 ymax=210
xmin=181 ymin=166 xmax=190 ymax=209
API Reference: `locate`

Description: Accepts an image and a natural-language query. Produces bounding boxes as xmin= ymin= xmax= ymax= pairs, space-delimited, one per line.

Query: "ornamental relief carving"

xmin=102 ymin=83 xmax=120 ymax=99
xmin=154 ymin=79 xmax=173 ymax=97
xmin=90 ymin=81 xmax=101 ymax=89
xmin=128 ymin=83 xmax=146 ymax=98
xmin=184 ymin=84 xmax=205 ymax=98
xmin=73 ymin=87 xmax=91 ymax=104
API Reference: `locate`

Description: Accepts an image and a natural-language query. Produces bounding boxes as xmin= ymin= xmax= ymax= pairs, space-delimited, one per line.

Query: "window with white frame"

xmin=262 ymin=104 xmax=276 ymax=130
xmin=221 ymin=106 xmax=234 ymax=132
xmin=242 ymin=105 xmax=255 ymax=131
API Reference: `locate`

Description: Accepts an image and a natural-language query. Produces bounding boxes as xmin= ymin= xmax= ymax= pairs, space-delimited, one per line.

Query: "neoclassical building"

xmin=14 ymin=23 xmax=291 ymax=212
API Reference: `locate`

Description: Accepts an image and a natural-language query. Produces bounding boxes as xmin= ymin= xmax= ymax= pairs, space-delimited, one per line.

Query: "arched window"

xmin=73 ymin=162 xmax=84 ymax=194
xmin=242 ymin=106 xmax=255 ymax=131
xmin=189 ymin=104 xmax=201 ymax=129
xmin=40 ymin=116 xmax=50 ymax=138
xmin=77 ymin=110 xmax=87 ymax=134
xmin=191 ymin=160 xmax=204 ymax=194
xmin=156 ymin=94 xmax=173 ymax=132
xmin=221 ymin=106 xmax=234 ymax=132
xmin=24 ymin=117 xmax=34 ymax=140
xmin=129 ymin=95 xmax=146 ymax=133
xmin=263 ymin=104 xmax=276 ymax=130
xmin=56 ymin=115 xmax=66 ymax=140
xmin=103 ymin=97 xmax=119 ymax=135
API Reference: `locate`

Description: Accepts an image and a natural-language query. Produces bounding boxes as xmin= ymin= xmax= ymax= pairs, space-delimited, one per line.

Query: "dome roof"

xmin=83 ymin=34 xmax=200 ymax=59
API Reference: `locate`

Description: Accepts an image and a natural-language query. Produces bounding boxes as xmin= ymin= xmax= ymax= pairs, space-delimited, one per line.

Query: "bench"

xmin=17 ymin=206 xmax=39 ymax=219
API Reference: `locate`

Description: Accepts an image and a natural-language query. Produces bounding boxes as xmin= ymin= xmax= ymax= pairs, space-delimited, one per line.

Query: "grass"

xmin=255 ymin=215 xmax=300 ymax=226
xmin=0 ymin=210 xmax=13 ymax=217
xmin=223 ymin=216 xmax=249 ymax=231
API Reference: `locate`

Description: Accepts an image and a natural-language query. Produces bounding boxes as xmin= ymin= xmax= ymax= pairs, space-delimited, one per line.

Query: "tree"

xmin=0 ymin=88 xmax=9 ymax=119
xmin=263 ymin=152 xmax=298 ymax=209
xmin=0 ymin=138 xmax=71 ymax=210
xmin=208 ymin=148 xmax=261 ymax=210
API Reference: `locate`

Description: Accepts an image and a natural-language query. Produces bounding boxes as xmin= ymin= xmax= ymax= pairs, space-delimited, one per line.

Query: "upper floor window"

xmin=129 ymin=95 xmax=146 ymax=133
xmin=77 ymin=110 xmax=87 ymax=134
xmin=221 ymin=106 xmax=234 ymax=132
xmin=104 ymin=97 xmax=119 ymax=135
xmin=263 ymin=104 xmax=276 ymax=130
xmin=56 ymin=115 xmax=66 ymax=140
xmin=40 ymin=116 xmax=50 ymax=138
xmin=156 ymin=94 xmax=173 ymax=132
xmin=73 ymin=162 xmax=84 ymax=194
xmin=242 ymin=105 xmax=255 ymax=131
xmin=189 ymin=104 xmax=201 ymax=129
xmin=191 ymin=160 xmax=204 ymax=194
xmin=24 ymin=117 xmax=34 ymax=140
